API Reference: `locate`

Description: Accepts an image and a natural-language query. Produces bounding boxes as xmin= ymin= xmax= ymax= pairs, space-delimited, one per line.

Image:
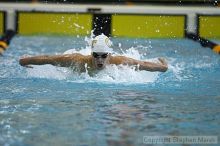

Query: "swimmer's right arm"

xmin=19 ymin=54 xmax=82 ymax=67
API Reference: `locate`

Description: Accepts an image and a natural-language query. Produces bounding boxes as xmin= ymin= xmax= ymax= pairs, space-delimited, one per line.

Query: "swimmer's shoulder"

xmin=64 ymin=53 xmax=91 ymax=60
xmin=110 ymin=55 xmax=133 ymax=65
xmin=77 ymin=54 xmax=94 ymax=72
xmin=71 ymin=53 xmax=92 ymax=65
xmin=65 ymin=53 xmax=93 ymax=70
xmin=61 ymin=53 xmax=92 ymax=65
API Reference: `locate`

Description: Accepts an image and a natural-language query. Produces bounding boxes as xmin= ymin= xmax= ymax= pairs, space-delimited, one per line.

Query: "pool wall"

xmin=0 ymin=3 xmax=220 ymax=38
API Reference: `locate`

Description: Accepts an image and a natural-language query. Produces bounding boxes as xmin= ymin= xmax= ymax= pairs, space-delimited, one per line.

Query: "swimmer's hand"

xmin=158 ymin=58 xmax=167 ymax=66
xmin=19 ymin=55 xmax=33 ymax=68
xmin=158 ymin=58 xmax=168 ymax=71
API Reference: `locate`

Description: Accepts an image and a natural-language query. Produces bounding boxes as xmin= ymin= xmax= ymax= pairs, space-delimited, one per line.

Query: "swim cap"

xmin=91 ymin=34 xmax=113 ymax=53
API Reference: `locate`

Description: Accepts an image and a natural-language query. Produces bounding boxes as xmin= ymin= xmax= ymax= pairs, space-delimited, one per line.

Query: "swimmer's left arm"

xmin=138 ymin=58 xmax=168 ymax=72
xmin=111 ymin=56 xmax=168 ymax=72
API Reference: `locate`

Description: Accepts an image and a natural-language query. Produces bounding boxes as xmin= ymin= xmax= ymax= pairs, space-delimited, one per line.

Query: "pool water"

xmin=0 ymin=36 xmax=220 ymax=146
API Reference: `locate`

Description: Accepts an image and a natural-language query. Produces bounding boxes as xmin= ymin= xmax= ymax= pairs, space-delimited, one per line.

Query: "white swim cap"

xmin=91 ymin=34 xmax=113 ymax=53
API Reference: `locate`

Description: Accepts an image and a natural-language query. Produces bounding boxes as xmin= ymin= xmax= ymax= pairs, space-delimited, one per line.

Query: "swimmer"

xmin=19 ymin=34 xmax=168 ymax=74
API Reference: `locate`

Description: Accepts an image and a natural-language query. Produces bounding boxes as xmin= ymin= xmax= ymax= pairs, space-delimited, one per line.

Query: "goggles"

xmin=92 ymin=52 xmax=108 ymax=59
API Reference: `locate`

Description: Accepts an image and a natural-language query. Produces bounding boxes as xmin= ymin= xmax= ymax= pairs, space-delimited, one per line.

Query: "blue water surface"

xmin=0 ymin=36 xmax=220 ymax=146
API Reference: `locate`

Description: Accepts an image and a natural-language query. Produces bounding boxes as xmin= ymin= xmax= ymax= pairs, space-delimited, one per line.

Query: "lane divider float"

xmin=186 ymin=32 xmax=220 ymax=54
xmin=0 ymin=30 xmax=16 ymax=55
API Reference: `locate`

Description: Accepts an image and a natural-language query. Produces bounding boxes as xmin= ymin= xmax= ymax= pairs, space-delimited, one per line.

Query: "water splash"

xmin=26 ymin=45 xmax=159 ymax=84
xmin=26 ymin=65 xmax=71 ymax=80
xmin=66 ymin=64 xmax=159 ymax=84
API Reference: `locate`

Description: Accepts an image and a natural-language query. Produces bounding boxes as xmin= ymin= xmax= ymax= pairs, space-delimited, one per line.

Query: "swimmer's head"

xmin=91 ymin=34 xmax=113 ymax=53
xmin=91 ymin=34 xmax=112 ymax=70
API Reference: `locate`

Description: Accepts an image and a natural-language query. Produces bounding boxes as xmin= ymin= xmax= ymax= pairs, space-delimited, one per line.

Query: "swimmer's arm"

xmin=112 ymin=56 xmax=168 ymax=72
xmin=19 ymin=54 xmax=83 ymax=67
xmin=139 ymin=58 xmax=168 ymax=72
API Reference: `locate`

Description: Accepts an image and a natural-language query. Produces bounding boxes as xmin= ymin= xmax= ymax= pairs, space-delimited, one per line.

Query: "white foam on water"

xmin=66 ymin=64 xmax=159 ymax=84
xmin=26 ymin=65 xmax=71 ymax=80
xmin=92 ymin=65 xmax=158 ymax=84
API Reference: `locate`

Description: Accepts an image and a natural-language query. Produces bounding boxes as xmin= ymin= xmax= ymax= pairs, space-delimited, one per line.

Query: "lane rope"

xmin=186 ymin=32 xmax=220 ymax=54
